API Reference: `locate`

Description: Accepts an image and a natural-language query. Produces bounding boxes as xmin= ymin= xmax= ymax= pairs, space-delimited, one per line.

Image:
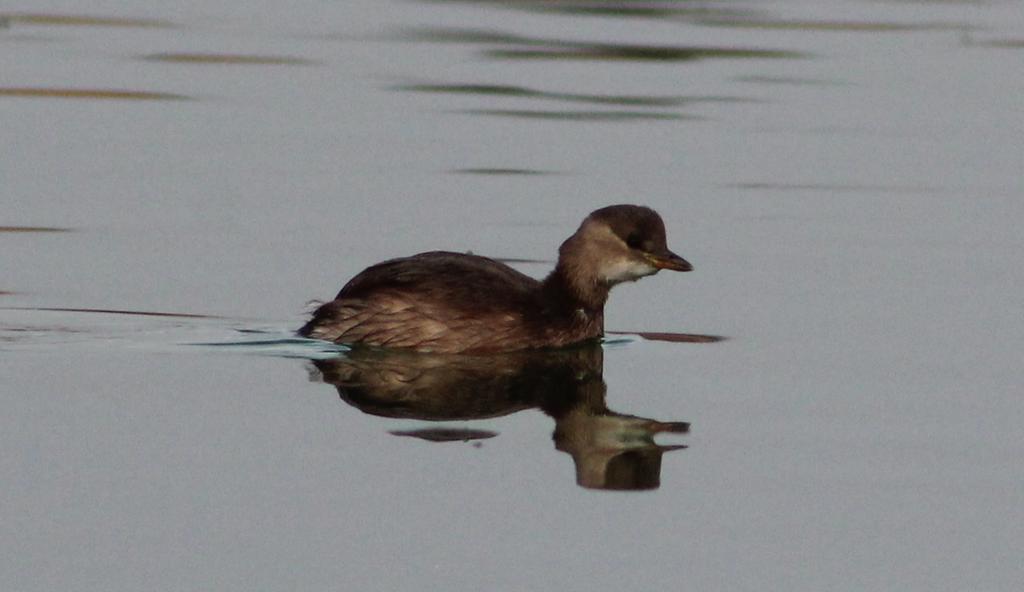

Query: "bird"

xmin=299 ymin=204 xmax=691 ymax=353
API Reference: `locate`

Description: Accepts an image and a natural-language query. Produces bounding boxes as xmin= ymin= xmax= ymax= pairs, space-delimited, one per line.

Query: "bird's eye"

xmin=626 ymin=232 xmax=644 ymax=250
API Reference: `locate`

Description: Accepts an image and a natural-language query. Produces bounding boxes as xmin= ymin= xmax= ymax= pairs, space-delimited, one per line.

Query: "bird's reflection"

xmin=309 ymin=343 xmax=688 ymax=491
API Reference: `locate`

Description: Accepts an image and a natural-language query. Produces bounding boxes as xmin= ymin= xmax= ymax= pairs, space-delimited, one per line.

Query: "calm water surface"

xmin=3 ymin=0 xmax=1023 ymax=590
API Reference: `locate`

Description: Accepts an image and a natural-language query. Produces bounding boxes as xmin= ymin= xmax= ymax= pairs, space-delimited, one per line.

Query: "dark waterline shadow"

xmin=402 ymin=27 xmax=809 ymax=62
xmin=734 ymin=75 xmax=850 ymax=86
xmin=423 ymin=1 xmax=973 ymax=32
xmin=698 ymin=18 xmax=976 ymax=32
xmin=607 ymin=331 xmax=726 ymax=344
xmin=5 ymin=306 xmax=220 ymax=319
xmin=964 ymin=37 xmax=1024 ymax=49
xmin=450 ymin=168 xmax=556 ymax=176
xmin=414 ymin=0 xmax=760 ymax=23
xmin=0 ymin=307 xmax=248 ymax=351
xmin=0 ymin=88 xmax=189 ymax=101
xmin=0 ymin=12 xmax=175 ymax=28
xmin=1 ymin=325 xmax=88 ymax=342
xmin=390 ymin=428 xmax=498 ymax=443
xmin=487 ymin=46 xmax=804 ymax=62
xmin=0 ymin=310 xmax=333 ymax=356
xmin=309 ymin=344 xmax=689 ymax=490
xmin=141 ymin=53 xmax=317 ymax=66
xmin=394 ymin=82 xmax=755 ymax=108
xmin=0 ymin=226 xmax=72 ymax=232
xmin=456 ymin=109 xmax=695 ymax=121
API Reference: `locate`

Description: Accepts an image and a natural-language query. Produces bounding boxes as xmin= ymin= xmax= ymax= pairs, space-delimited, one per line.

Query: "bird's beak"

xmin=647 ymin=249 xmax=693 ymax=272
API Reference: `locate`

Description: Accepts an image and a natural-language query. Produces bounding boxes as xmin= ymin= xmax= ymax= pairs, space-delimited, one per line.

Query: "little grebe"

xmin=299 ymin=204 xmax=691 ymax=353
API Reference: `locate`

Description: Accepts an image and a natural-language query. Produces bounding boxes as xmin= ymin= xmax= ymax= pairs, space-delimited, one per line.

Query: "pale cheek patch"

xmin=600 ymin=258 xmax=657 ymax=284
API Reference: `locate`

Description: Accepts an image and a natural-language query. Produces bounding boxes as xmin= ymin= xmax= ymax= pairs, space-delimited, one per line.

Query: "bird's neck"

xmin=541 ymin=235 xmax=610 ymax=314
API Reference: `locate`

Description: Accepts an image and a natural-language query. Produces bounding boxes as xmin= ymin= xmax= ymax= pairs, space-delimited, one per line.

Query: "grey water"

xmin=3 ymin=1 xmax=1023 ymax=590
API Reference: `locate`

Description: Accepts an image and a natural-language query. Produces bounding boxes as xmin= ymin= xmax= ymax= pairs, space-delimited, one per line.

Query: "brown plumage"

xmin=299 ymin=205 xmax=692 ymax=353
